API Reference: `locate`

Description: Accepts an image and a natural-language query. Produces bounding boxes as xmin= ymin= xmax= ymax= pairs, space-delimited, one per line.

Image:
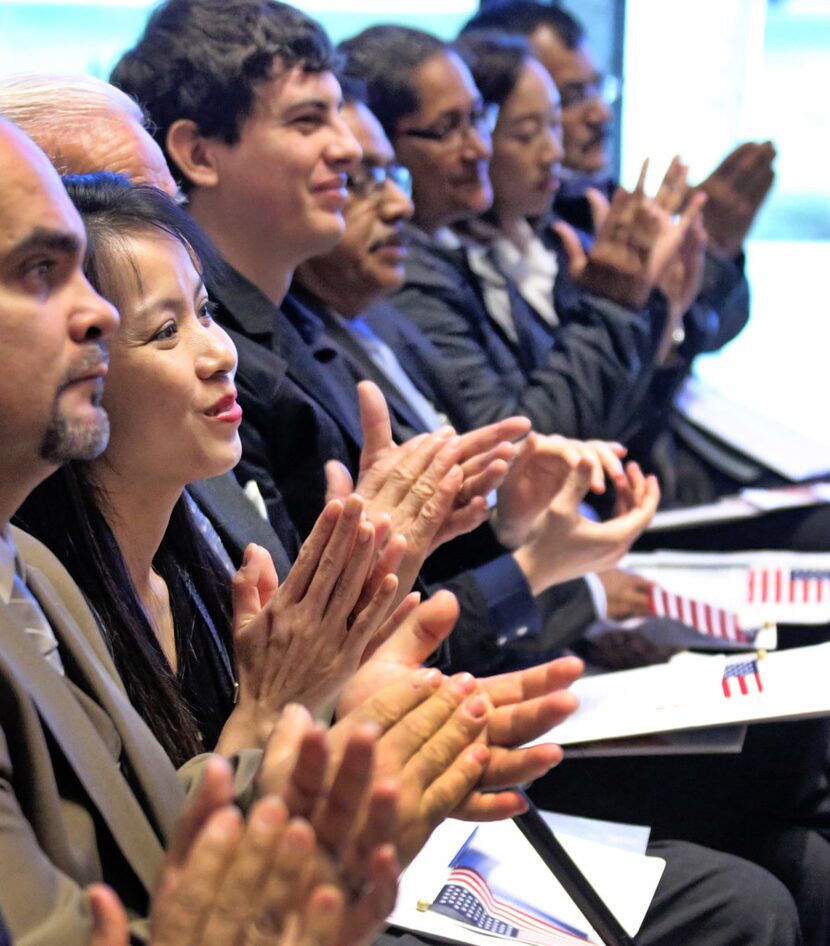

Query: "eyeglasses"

xmin=559 ymin=74 xmax=621 ymax=111
xmin=400 ymin=102 xmax=499 ymax=147
xmin=346 ymin=162 xmax=413 ymax=200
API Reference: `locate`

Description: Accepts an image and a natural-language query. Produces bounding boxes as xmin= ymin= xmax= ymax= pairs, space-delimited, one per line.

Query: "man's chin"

xmin=580 ymin=146 xmax=611 ymax=177
xmin=40 ymin=409 xmax=110 ymax=464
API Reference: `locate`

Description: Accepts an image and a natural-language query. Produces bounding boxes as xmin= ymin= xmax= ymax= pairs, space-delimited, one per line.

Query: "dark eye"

xmin=292 ymin=112 xmax=324 ymax=131
xmin=20 ymin=257 xmax=57 ymax=293
xmin=198 ymin=299 xmax=218 ymax=323
xmin=153 ymin=320 xmax=178 ymax=342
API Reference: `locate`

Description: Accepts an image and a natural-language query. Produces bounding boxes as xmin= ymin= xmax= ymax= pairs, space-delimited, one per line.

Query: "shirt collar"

xmin=0 ymin=527 xmax=18 ymax=602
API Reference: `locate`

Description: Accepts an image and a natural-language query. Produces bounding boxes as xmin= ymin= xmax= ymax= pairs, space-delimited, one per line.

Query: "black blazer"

xmin=391 ymin=224 xmax=657 ymax=442
xmin=187 ymin=474 xmax=294 ymax=580
xmin=208 ymin=267 xmax=361 ymax=540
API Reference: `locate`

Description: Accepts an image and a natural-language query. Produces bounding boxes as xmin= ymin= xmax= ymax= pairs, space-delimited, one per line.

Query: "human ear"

xmin=166 ymin=119 xmax=220 ymax=190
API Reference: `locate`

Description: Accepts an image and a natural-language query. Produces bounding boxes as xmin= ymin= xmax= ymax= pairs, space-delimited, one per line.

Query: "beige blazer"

xmin=0 ymin=528 xmax=185 ymax=946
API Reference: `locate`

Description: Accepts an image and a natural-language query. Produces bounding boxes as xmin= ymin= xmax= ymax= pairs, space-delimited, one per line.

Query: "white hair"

xmin=0 ymin=73 xmax=146 ymax=141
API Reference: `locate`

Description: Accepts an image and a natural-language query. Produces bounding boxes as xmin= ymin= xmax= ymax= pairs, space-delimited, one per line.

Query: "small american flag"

xmin=722 ymin=659 xmax=763 ymax=698
xmin=649 ymin=586 xmax=748 ymax=643
xmin=748 ymin=568 xmax=830 ymax=605
xmin=432 ymin=866 xmax=588 ymax=945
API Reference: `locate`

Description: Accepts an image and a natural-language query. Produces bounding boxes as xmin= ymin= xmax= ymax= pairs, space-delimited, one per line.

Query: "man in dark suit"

xmin=293 ymin=88 xmax=667 ymax=651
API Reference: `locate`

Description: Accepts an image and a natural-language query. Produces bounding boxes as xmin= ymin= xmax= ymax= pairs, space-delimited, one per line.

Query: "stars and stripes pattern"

xmin=722 ymin=659 xmax=763 ymax=698
xmin=748 ymin=568 xmax=830 ymax=605
xmin=432 ymin=866 xmax=588 ymax=946
xmin=649 ymin=586 xmax=748 ymax=643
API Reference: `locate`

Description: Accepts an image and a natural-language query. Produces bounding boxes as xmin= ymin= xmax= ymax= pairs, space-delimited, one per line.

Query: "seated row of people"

xmin=0 ymin=0 xmax=822 ymax=944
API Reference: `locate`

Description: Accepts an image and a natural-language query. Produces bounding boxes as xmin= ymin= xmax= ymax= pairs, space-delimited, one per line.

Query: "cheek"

xmin=102 ymin=360 xmax=187 ymax=443
xmin=562 ymin=115 xmax=587 ymax=148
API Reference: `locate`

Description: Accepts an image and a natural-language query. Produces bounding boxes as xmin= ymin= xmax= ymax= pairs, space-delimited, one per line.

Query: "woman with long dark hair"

xmin=15 ymin=174 xmax=401 ymax=766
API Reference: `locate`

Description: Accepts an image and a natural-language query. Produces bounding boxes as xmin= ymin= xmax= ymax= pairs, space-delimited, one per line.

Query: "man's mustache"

xmin=59 ymin=344 xmax=109 ymax=391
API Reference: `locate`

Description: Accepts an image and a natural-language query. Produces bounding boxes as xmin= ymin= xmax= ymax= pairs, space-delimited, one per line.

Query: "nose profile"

xmin=380 ymin=181 xmax=415 ymax=223
xmin=196 ymin=324 xmax=238 ymax=380
xmin=586 ymin=95 xmax=612 ymax=125
xmin=329 ymin=117 xmax=363 ymax=171
xmin=543 ymin=125 xmax=565 ymax=165
xmin=463 ymin=124 xmax=492 ymax=162
xmin=70 ymin=275 xmax=119 ymax=343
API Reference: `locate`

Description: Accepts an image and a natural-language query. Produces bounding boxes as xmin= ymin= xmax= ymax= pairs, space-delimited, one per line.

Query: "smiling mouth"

xmin=205 ymin=393 xmax=238 ymax=417
xmin=312 ymin=176 xmax=348 ymax=198
xmin=371 ymin=232 xmax=407 ymax=252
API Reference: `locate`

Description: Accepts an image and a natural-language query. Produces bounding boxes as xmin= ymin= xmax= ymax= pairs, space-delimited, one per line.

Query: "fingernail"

xmin=470 ymin=744 xmax=490 ymax=765
xmin=242 ymin=545 xmax=252 ymax=567
xmin=252 ymin=797 xmax=285 ymax=828
xmin=282 ymin=703 xmax=308 ymax=724
xmin=357 ymin=522 xmax=373 ymax=543
xmin=357 ymin=721 xmax=382 ymax=739
xmin=419 ymin=668 xmax=443 ymax=688
xmin=451 ymin=673 xmax=477 ymax=696
xmin=208 ymin=808 xmax=241 ymax=840
xmin=466 ymin=696 xmax=488 ymax=719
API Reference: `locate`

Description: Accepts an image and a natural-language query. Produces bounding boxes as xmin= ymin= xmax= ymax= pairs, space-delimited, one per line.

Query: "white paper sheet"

xmin=528 ymin=643 xmax=830 ymax=746
xmin=647 ymin=481 xmax=830 ymax=532
xmin=675 ymin=378 xmax=830 ymax=481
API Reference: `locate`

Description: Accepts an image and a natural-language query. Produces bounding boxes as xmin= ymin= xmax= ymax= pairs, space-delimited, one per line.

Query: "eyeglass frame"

xmin=346 ymin=161 xmax=413 ymax=200
xmin=398 ymin=102 xmax=500 ymax=147
xmin=558 ymin=74 xmax=621 ymax=111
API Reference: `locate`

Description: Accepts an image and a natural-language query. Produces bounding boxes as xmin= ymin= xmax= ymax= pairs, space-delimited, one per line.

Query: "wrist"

xmin=511 ymin=544 xmax=550 ymax=597
xmin=491 ymin=506 xmax=530 ymax=549
xmin=215 ymin=699 xmax=275 ymax=756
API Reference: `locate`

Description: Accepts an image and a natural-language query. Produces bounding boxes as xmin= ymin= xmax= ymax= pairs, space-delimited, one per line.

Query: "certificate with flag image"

xmin=432 ymin=828 xmax=589 ymax=944
xmin=388 ymin=818 xmax=665 ymax=946
xmin=525 ymin=642 xmax=830 ymax=748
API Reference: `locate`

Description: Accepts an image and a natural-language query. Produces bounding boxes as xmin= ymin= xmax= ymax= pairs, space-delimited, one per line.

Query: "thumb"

xmin=325 ymin=459 xmax=353 ymax=502
xmin=552 ymin=220 xmax=588 ymax=278
xmin=87 ymin=885 xmax=128 ymax=946
xmin=231 ymin=544 xmax=279 ymax=637
xmin=164 ymin=755 xmax=235 ymax=870
xmin=551 ymin=456 xmax=594 ymax=513
xmin=374 ymin=590 xmax=460 ymax=667
xmin=585 ymin=186 xmax=611 ymax=232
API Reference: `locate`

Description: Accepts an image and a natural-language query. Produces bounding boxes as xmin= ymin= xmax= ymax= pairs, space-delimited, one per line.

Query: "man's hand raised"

xmin=555 ymin=162 xmax=706 ymax=311
xmin=512 ymin=457 xmax=660 ymax=596
xmin=87 ymin=756 xmax=356 ymax=946
xmin=695 ymin=140 xmax=776 ymax=259
xmin=326 ymin=382 xmax=529 ymax=603
xmin=335 ymin=593 xmax=583 ymax=844
xmin=493 ymin=432 xmax=628 ymax=548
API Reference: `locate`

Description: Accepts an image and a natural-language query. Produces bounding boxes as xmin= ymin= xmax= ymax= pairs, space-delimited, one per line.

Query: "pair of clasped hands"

xmin=554 ymin=141 xmax=776 ymax=363
xmin=89 ymin=380 xmax=660 ymax=946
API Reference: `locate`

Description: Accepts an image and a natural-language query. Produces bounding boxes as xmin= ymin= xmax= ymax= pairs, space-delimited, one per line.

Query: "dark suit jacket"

xmin=288 ymin=287 xmax=601 ymax=669
xmin=553 ymin=188 xmax=757 ymax=504
xmin=391 ymin=224 xmax=658 ymax=442
xmin=0 ymin=528 xmax=185 ymax=946
xmin=188 ymin=474 xmax=293 ymax=580
xmin=302 ymin=294 xmax=477 ymax=439
xmin=208 ymin=266 xmax=362 ymax=542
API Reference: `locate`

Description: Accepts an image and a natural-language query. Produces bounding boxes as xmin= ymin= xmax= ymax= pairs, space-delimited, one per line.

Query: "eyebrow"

xmin=132 ymin=275 xmax=206 ymax=322
xmin=7 ymin=227 xmax=81 ymax=261
xmin=282 ymin=96 xmax=343 ymax=117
